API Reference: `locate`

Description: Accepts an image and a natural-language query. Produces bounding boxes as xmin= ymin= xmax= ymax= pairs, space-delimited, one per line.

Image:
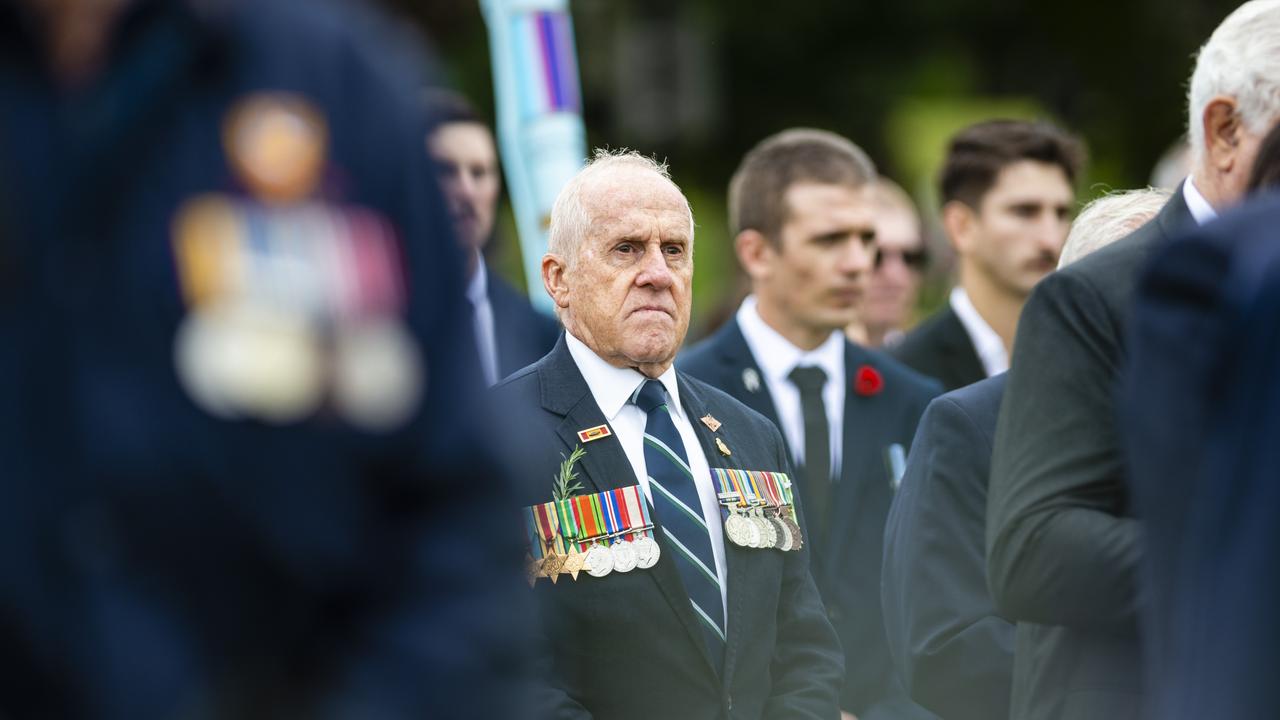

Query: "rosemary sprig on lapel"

xmin=552 ymin=445 xmax=587 ymax=502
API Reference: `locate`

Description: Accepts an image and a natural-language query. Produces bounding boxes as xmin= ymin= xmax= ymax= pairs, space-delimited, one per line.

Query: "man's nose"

xmin=635 ymin=245 xmax=674 ymax=288
xmin=838 ymin=239 xmax=874 ymax=274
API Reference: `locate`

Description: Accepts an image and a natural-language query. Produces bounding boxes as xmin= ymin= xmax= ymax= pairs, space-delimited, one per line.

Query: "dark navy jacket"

xmin=681 ymin=318 xmax=940 ymax=719
xmin=0 ymin=1 xmax=525 ymax=717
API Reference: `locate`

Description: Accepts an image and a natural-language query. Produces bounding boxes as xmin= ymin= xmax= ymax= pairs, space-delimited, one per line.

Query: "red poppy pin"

xmin=854 ymin=365 xmax=884 ymax=397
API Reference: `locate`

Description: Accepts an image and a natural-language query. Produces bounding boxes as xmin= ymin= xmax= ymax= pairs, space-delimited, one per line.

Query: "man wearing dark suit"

xmin=1123 ymin=191 xmax=1280 ymax=720
xmin=496 ymin=149 xmax=842 ymax=718
xmin=881 ymin=375 xmax=1012 ymax=720
xmin=879 ymin=187 xmax=1167 ymax=720
xmin=893 ymin=120 xmax=1083 ymax=391
xmin=680 ymin=129 xmax=939 ymax=720
xmin=427 ymin=91 xmax=559 ymax=384
xmin=985 ymin=4 xmax=1280 ymax=717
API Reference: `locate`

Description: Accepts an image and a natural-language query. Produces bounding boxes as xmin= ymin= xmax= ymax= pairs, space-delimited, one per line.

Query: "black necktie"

xmin=788 ymin=365 xmax=830 ymax=539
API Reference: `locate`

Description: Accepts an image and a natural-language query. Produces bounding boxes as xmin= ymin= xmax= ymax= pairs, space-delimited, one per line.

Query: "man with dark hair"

xmin=425 ymin=89 xmax=559 ymax=385
xmin=681 ymin=128 xmax=940 ymax=720
xmin=893 ymin=119 xmax=1083 ymax=390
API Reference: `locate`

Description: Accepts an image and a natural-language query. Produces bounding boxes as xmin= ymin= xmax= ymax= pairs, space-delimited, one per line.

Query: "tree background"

xmin=396 ymin=0 xmax=1242 ymax=340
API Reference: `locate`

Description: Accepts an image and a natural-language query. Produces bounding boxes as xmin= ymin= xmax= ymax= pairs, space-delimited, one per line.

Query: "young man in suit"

xmin=880 ymin=188 xmax=1167 ymax=720
xmin=892 ymin=120 xmax=1083 ymax=391
xmin=426 ymin=91 xmax=559 ymax=385
xmin=986 ymin=3 xmax=1280 ymax=718
xmin=680 ymin=128 xmax=940 ymax=720
xmin=495 ymin=150 xmax=842 ymax=719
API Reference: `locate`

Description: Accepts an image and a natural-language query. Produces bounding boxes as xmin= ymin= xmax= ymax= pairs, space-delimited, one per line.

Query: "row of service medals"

xmin=712 ymin=469 xmax=803 ymax=552
xmin=524 ymin=485 xmax=660 ymax=585
xmin=171 ymin=93 xmax=422 ymax=431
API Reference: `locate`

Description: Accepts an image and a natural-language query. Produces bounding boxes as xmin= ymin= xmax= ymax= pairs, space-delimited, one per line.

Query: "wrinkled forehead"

xmin=581 ymin=168 xmax=694 ymax=238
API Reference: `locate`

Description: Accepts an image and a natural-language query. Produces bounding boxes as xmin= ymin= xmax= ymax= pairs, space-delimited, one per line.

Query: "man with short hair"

xmin=426 ymin=91 xmax=558 ymax=385
xmin=681 ymin=129 xmax=940 ymax=720
xmin=986 ymin=3 xmax=1280 ymax=718
xmin=848 ymin=179 xmax=928 ymax=349
xmin=893 ymin=120 xmax=1083 ymax=391
xmin=496 ymin=149 xmax=843 ymax=719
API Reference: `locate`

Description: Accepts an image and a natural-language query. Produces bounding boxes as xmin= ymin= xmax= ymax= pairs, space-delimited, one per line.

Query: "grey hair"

xmin=1187 ymin=0 xmax=1280 ymax=167
xmin=547 ymin=148 xmax=693 ymax=265
xmin=1058 ymin=188 xmax=1171 ymax=269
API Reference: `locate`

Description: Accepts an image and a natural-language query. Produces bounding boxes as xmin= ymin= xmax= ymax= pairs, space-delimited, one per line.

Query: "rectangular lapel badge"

xmin=577 ymin=424 xmax=613 ymax=443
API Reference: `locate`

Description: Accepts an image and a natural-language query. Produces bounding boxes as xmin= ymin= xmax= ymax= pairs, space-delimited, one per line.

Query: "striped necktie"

xmin=633 ymin=379 xmax=725 ymax=674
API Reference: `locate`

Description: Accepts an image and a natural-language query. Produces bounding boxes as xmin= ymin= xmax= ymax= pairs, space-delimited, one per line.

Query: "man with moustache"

xmin=426 ymin=91 xmax=559 ymax=385
xmin=893 ymin=120 xmax=1083 ymax=391
xmin=681 ymin=129 xmax=939 ymax=720
xmin=494 ymin=150 xmax=842 ymax=719
xmin=986 ymin=3 xmax=1280 ymax=718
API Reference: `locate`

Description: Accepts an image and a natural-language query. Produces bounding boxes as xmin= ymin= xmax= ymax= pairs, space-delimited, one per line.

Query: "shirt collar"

xmin=564 ymin=330 xmax=683 ymax=421
xmin=949 ymin=286 xmax=1008 ymax=376
xmin=1182 ymin=176 xmax=1218 ymax=226
xmin=736 ymin=295 xmax=845 ymax=386
xmin=466 ymin=252 xmax=488 ymax=306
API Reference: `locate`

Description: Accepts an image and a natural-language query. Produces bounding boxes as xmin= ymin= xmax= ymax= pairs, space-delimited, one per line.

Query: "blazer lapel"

xmin=711 ymin=320 xmax=784 ymax=437
xmin=539 ymin=340 xmax=720 ymax=681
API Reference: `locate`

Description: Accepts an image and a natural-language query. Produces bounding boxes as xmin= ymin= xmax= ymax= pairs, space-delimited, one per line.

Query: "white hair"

xmin=1187 ymin=0 xmax=1280 ymax=166
xmin=1058 ymin=188 xmax=1171 ymax=269
xmin=547 ymin=148 xmax=693 ymax=265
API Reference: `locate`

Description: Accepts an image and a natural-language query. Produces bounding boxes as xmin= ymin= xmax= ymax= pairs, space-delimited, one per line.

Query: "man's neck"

xmin=958 ymin=265 xmax=1022 ymax=354
xmin=29 ymin=0 xmax=132 ymax=87
xmin=1191 ymin=165 xmax=1234 ymax=214
xmin=753 ymin=298 xmax=832 ymax=352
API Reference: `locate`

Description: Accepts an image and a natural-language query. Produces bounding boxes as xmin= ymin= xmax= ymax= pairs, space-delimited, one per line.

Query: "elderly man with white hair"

xmin=985 ymin=2 xmax=1280 ymax=719
xmin=493 ymin=149 xmax=842 ymax=719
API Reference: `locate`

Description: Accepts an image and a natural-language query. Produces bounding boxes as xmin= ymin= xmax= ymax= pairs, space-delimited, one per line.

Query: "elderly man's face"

xmin=556 ymin=169 xmax=693 ymax=374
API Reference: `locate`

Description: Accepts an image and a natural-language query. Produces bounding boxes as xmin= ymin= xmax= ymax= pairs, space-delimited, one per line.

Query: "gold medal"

xmin=561 ymin=547 xmax=585 ymax=581
xmin=542 ymin=552 xmax=564 ymax=584
xmin=525 ymin=553 xmax=543 ymax=587
xmin=224 ymin=93 xmax=328 ymax=204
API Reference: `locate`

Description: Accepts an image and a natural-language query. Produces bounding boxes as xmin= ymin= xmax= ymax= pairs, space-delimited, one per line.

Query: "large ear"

xmin=542 ymin=253 xmax=571 ymax=310
xmin=940 ymin=199 xmax=977 ymax=255
xmin=734 ymin=229 xmax=775 ymax=282
xmin=1201 ymin=95 xmax=1243 ymax=174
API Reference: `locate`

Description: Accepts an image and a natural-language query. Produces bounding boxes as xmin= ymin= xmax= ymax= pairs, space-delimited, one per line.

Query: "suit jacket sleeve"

xmin=763 ymin=421 xmax=845 ymax=720
xmin=986 ymin=269 xmax=1142 ymax=631
xmin=884 ymin=396 xmax=1013 ymax=720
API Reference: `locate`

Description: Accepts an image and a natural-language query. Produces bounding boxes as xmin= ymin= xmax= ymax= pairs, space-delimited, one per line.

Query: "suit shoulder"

xmin=892 ymin=307 xmax=956 ymax=361
xmin=678 ymin=322 xmax=736 ymax=378
xmin=491 ymin=362 xmax=540 ymax=402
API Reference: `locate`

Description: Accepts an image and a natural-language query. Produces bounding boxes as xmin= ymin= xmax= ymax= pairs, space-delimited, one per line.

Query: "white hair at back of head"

xmin=548 ymin=148 xmax=691 ymax=265
xmin=1187 ymin=0 xmax=1280 ymax=166
xmin=1058 ymin=188 xmax=1172 ymax=269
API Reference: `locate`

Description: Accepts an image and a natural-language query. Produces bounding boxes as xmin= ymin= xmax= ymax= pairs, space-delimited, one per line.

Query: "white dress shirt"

xmin=735 ymin=295 xmax=845 ymax=479
xmin=565 ymin=331 xmax=727 ymax=616
xmin=467 ymin=252 xmax=499 ymax=386
xmin=949 ymin=286 xmax=1008 ymax=378
xmin=1182 ymin=176 xmax=1219 ymax=226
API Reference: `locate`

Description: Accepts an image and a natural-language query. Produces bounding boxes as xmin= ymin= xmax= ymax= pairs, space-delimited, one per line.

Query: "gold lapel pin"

xmin=716 ymin=437 xmax=732 ymax=456
xmin=577 ymin=424 xmax=612 ymax=443
xmin=699 ymin=414 xmax=722 ymax=432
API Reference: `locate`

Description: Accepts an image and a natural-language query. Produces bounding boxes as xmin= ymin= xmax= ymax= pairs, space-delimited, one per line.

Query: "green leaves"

xmin=552 ymin=445 xmax=587 ymax=502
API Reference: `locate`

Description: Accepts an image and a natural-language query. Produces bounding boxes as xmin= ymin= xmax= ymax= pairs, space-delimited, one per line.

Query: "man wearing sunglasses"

xmin=848 ymin=179 xmax=929 ymax=349
xmin=893 ymin=120 xmax=1083 ymax=391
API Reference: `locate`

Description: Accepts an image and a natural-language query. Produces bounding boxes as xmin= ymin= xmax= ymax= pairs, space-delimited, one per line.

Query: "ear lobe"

xmin=542 ymin=254 xmax=571 ymax=308
xmin=941 ymin=201 xmax=974 ymax=254
xmin=734 ymin=229 xmax=774 ymax=281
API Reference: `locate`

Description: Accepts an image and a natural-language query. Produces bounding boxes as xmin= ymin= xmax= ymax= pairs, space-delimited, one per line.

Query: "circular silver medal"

xmin=740 ymin=516 xmax=764 ymax=548
xmin=755 ymin=512 xmax=778 ymax=549
xmin=770 ymin=516 xmax=794 ymax=552
xmin=782 ymin=516 xmax=804 ymax=550
xmin=724 ymin=511 xmax=752 ymax=547
xmin=633 ymin=535 xmax=661 ymax=568
xmin=610 ymin=541 xmax=638 ymax=573
xmin=584 ymin=544 xmax=614 ymax=578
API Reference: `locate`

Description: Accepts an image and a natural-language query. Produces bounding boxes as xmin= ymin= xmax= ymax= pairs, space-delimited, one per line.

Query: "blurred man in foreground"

xmin=0 ymin=0 xmax=525 ymax=716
